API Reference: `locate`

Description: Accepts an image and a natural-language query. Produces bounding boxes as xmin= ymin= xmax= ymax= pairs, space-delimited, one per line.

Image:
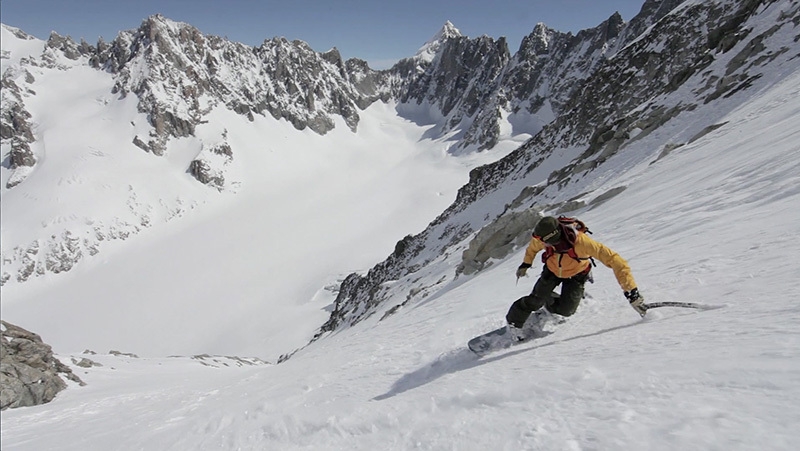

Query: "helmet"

xmin=534 ymin=216 xmax=561 ymax=245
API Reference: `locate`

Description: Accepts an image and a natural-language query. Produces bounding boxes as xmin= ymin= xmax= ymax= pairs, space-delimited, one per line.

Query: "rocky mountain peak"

xmin=438 ymin=21 xmax=462 ymax=39
xmin=139 ymin=14 xmax=190 ymax=40
xmin=45 ymin=31 xmax=83 ymax=60
xmin=415 ymin=21 xmax=463 ymax=62
xmin=619 ymin=0 xmax=686 ymax=45
xmin=1 ymin=24 xmax=34 ymax=42
xmin=425 ymin=20 xmax=462 ymax=43
xmin=9 ymin=0 xmax=789 ymax=288
xmin=572 ymin=10 xmax=626 ymax=52
xmin=604 ymin=12 xmax=626 ymax=40
xmin=518 ymin=23 xmax=559 ymax=55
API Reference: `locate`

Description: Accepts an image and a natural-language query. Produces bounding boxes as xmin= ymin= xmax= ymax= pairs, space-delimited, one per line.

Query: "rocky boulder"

xmin=189 ymin=141 xmax=234 ymax=190
xmin=459 ymin=208 xmax=542 ymax=275
xmin=1 ymin=320 xmax=84 ymax=411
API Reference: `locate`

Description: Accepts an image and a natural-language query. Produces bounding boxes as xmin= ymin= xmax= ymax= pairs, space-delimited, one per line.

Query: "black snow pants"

xmin=505 ymin=266 xmax=590 ymax=328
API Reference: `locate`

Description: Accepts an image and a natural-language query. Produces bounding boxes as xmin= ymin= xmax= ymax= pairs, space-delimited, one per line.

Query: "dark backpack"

xmin=541 ymin=216 xmax=596 ymax=268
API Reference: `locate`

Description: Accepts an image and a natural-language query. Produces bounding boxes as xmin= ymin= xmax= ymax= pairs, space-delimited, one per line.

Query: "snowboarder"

xmin=506 ymin=216 xmax=645 ymax=341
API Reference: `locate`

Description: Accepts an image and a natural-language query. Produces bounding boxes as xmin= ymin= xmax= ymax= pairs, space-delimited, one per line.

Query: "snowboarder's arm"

xmin=522 ymin=237 xmax=545 ymax=266
xmin=579 ymin=235 xmax=637 ymax=292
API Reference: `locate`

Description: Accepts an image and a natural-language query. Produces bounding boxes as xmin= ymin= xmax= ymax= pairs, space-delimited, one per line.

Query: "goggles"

xmin=534 ymin=229 xmax=560 ymax=245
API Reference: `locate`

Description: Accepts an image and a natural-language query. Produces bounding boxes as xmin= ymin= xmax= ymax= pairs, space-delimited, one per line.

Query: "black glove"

xmin=625 ymin=288 xmax=646 ymax=317
xmin=516 ymin=263 xmax=532 ymax=278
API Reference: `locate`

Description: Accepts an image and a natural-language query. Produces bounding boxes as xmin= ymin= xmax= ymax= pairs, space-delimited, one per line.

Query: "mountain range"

xmin=2 ymin=0 xmax=799 ymax=362
xmin=2 ymin=0 xmax=800 ymax=447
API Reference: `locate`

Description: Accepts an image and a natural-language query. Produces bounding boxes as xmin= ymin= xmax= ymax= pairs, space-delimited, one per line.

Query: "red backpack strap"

xmin=557 ymin=216 xmax=591 ymax=234
xmin=541 ymin=246 xmax=554 ymax=263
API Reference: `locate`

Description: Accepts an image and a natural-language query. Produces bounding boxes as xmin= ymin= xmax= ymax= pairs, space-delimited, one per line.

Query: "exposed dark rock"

xmin=8 ymin=141 xmax=35 ymax=167
xmin=1 ymin=321 xmax=85 ymax=411
xmin=1 ymin=74 xmax=37 ymax=187
xmin=45 ymin=32 xmax=82 ymax=60
xmin=459 ymin=208 xmax=542 ymax=275
xmin=132 ymin=135 xmax=149 ymax=152
xmin=189 ymin=142 xmax=233 ymax=189
xmin=72 ymin=357 xmax=102 ymax=368
xmin=588 ymin=186 xmax=627 ymax=209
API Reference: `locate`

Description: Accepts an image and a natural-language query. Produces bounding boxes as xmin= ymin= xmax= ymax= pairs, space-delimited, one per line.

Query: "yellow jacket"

xmin=522 ymin=232 xmax=637 ymax=291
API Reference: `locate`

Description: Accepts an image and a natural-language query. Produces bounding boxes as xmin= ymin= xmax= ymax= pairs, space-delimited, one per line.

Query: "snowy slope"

xmin=2 ymin=46 xmax=799 ymax=451
xmin=0 ymin=21 xmax=526 ymax=359
xmin=0 ymin=24 xmax=45 ymax=65
xmin=0 ymin=96 xmax=519 ymax=359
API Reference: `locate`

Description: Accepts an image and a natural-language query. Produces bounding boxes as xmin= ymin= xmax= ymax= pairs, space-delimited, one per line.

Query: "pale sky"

xmin=1 ymin=0 xmax=648 ymax=68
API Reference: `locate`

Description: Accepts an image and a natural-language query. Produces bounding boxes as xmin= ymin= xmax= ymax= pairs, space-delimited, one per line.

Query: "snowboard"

xmin=469 ymin=294 xmax=562 ymax=356
xmin=467 ymin=292 xmax=563 ymax=356
xmin=468 ymin=299 xmax=723 ymax=356
xmin=467 ymin=325 xmax=553 ymax=356
xmin=468 ymin=326 xmax=523 ymax=356
xmin=468 ymin=316 xmax=558 ymax=356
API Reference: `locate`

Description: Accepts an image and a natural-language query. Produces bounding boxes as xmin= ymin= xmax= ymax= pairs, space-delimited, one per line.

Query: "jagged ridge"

xmin=316 ymin=0 xmax=800 ymax=337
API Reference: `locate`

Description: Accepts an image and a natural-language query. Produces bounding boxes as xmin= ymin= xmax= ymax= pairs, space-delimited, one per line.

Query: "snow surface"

xmin=0 ymin=96 xmax=510 ymax=358
xmin=0 ymin=25 xmax=45 ymax=65
xmin=3 ymin=16 xmax=800 ymax=451
xmin=0 ymin=23 xmax=516 ymax=360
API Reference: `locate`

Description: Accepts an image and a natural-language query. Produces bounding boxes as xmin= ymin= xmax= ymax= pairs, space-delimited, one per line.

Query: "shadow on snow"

xmin=372 ymin=320 xmax=641 ymax=401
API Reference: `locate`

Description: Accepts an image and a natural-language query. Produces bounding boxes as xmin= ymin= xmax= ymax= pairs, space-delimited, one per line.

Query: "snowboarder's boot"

xmin=506 ymin=323 xmax=527 ymax=342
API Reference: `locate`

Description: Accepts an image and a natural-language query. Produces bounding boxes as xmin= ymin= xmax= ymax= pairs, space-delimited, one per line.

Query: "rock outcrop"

xmin=189 ymin=141 xmax=233 ymax=190
xmin=1 ymin=71 xmax=37 ymax=188
xmin=1 ymin=320 xmax=85 ymax=410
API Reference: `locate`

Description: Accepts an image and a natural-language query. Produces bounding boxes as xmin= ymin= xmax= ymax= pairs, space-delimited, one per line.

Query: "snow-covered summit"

xmin=0 ymin=23 xmax=45 ymax=66
xmin=0 ymin=23 xmax=36 ymax=42
xmin=415 ymin=20 xmax=462 ymax=62
xmin=3 ymin=44 xmax=800 ymax=451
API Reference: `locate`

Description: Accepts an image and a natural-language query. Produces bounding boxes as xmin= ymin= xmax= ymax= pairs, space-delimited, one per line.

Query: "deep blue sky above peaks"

xmin=1 ymin=0 xmax=647 ymax=69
